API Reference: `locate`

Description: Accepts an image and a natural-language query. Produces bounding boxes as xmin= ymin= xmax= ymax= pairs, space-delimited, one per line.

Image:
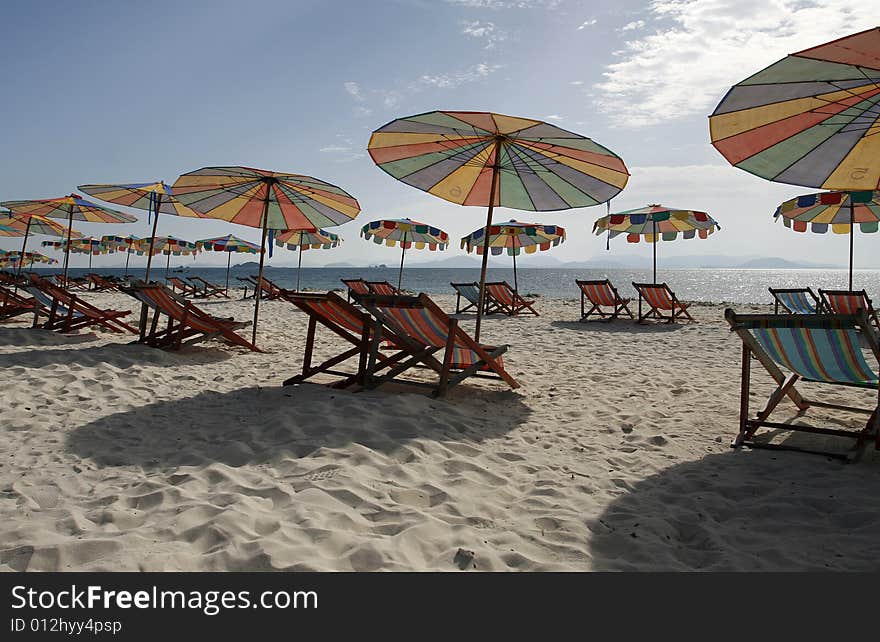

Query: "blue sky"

xmin=1 ymin=0 xmax=877 ymax=268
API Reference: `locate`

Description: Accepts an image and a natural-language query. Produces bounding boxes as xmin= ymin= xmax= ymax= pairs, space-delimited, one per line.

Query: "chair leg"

xmin=734 ymin=343 xmax=751 ymax=448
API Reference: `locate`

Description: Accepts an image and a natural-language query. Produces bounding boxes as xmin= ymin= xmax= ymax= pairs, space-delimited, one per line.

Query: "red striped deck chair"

xmin=359 ymin=293 xmax=520 ymax=396
xmin=26 ymin=275 xmax=137 ymax=334
xmin=819 ymin=289 xmax=880 ymax=332
xmin=87 ymin=273 xmax=120 ymax=292
xmin=341 ymin=278 xmax=370 ymax=303
xmin=632 ymin=282 xmax=694 ymax=324
xmin=576 ymin=279 xmax=633 ymax=321
xmin=483 ymin=281 xmax=538 ymax=317
xmin=166 ymin=276 xmax=199 ymax=297
xmin=121 ymin=282 xmax=260 ymax=351
xmin=189 ymin=276 xmax=229 ymax=298
xmin=725 ymin=309 xmax=880 ymax=461
xmin=366 ymin=281 xmax=402 ymax=296
xmin=451 ymin=282 xmax=482 ymax=314
xmin=278 ymin=290 xmax=411 ymax=388
xmin=769 ymin=287 xmax=821 ymax=315
xmin=0 ymin=285 xmax=39 ymax=322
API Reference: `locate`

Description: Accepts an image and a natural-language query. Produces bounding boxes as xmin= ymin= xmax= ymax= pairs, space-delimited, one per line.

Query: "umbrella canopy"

xmin=368 ymin=110 xmax=628 ymax=340
xmin=360 ymin=218 xmax=447 ymax=290
xmin=197 ymin=234 xmax=262 ymax=292
xmin=0 ymin=212 xmax=81 ymax=276
xmin=593 ymin=205 xmax=720 ymax=282
xmin=137 ymin=236 xmax=200 ymax=277
xmin=78 ymin=181 xmax=203 ymax=282
xmin=461 ymin=220 xmax=565 ymax=297
xmin=100 ymin=234 xmax=142 ymax=274
xmin=709 ymin=27 xmax=880 ymax=191
xmin=0 ymin=193 xmax=136 ymax=283
xmin=41 ymin=237 xmax=109 ymax=270
xmin=0 ymin=251 xmax=57 ymax=269
xmin=274 ymin=228 xmax=342 ymax=292
xmin=172 ymin=166 xmax=361 ymax=345
xmin=773 ymin=190 xmax=879 ymax=289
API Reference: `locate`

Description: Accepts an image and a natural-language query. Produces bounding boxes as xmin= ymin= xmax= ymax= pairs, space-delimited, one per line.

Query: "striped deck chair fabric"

xmin=819 ymin=290 xmax=880 ymax=332
xmin=769 ymin=288 xmax=819 ymax=315
xmin=451 ymin=282 xmax=481 ymax=314
xmin=484 ymin=281 xmax=538 ymax=316
xmin=0 ymin=285 xmax=38 ymax=322
xmin=167 ymin=277 xmax=198 ymax=296
xmin=366 ymin=281 xmax=401 ymax=296
xmin=725 ymin=309 xmax=880 ymax=460
xmin=632 ymin=282 xmax=694 ymax=324
xmin=576 ymin=279 xmax=633 ymax=321
xmin=341 ymin=278 xmax=370 ymax=302
xmin=359 ymin=293 xmax=519 ymax=396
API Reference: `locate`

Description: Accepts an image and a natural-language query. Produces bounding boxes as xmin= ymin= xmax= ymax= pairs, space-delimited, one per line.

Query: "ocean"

xmin=49 ymin=265 xmax=880 ymax=304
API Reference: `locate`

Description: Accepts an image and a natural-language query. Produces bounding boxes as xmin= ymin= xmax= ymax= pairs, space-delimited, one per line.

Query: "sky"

xmin=1 ymin=0 xmax=878 ymax=269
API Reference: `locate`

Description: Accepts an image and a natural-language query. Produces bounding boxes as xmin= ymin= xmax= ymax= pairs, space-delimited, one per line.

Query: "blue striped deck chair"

xmin=769 ymin=287 xmax=821 ymax=315
xmin=725 ymin=309 xmax=880 ymax=461
xmin=451 ymin=282 xmax=482 ymax=314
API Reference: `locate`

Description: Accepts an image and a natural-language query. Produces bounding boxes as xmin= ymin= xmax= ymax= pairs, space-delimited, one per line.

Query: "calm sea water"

xmin=49 ymin=265 xmax=880 ymax=304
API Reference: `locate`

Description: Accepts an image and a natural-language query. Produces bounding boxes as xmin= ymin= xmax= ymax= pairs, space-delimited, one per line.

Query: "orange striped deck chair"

xmin=483 ymin=281 xmax=538 ymax=317
xmin=189 ymin=276 xmax=228 ymax=298
xmin=366 ymin=281 xmax=402 ymax=296
xmin=166 ymin=276 xmax=199 ymax=296
xmin=359 ymin=293 xmax=520 ymax=396
xmin=341 ymin=278 xmax=370 ymax=303
xmin=632 ymin=282 xmax=694 ymax=324
xmin=0 ymin=285 xmax=39 ymax=322
xmin=27 ymin=274 xmax=137 ymax=334
xmin=819 ymin=289 xmax=880 ymax=332
xmin=725 ymin=309 xmax=880 ymax=461
xmin=121 ymin=282 xmax=260 ymax=351
xmin=576 ymin=279 xmax=633 ymax=321
xmin=278 ymin=290 xmax=410 ymax=388
xmin=87 ymin=273 xmax=120 ymax=292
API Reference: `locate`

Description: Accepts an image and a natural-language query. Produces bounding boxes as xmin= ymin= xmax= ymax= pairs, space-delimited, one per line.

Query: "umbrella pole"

xmin=252 ymin=185 xmax=272 ymax=346
xmin=165 ymin=252 xmax=171 ymax=278
xmin=226 ymin=251 xmax=232 ymax=293
xmin=849 ymin=199 xmax=854 ymax=291
xmin=13 ymin=218 xmax=32 ymax=294
xmin=475 ymin=162 xmax=500 ymax=343
xmin=652 ymin=219 xmax=657 ymax=283
xmin=63 ymin=204 xmax=74 ymax=287
xmin=144 ymin=194 xmax=162 ymax=282
xmin=398 ymin=231 xmax=407 ymax=291
xmin=296 ymin=243 xmax=304 ymax=291
xmin=512 ymin=251 xmax=518 ymax=299
xmin=124 ymin=248 xmax=131 ymax=275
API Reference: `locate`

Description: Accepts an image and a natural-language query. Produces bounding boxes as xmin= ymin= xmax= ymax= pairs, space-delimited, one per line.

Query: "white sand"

xmin=1 ymin=289 xmax=879 ymax=571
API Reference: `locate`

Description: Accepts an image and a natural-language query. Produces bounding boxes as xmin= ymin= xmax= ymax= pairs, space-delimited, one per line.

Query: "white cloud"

xmin=446 ymin=0 xmax=560 ymax=8
xmin=545 ymin=114 xmax=563 ymax=120
xmin=577 ymin=19 xmax=597 ymax=30
xmin=619 ymin=20 xmax=645 ymax=31
xmin=319 ymin=137 xmax=366 ymax=163
xmin=343 ymin=81 xmax=364 ymax=102
xmin=570 ymin=80 xmax=584 ymax=85
xmin=461 ymin=20 xmax=507 ymax=49
xmin=594 ymin=0 xmax=873 ymax=127
xmin=419 ymin=62 xmax=502 ymax=88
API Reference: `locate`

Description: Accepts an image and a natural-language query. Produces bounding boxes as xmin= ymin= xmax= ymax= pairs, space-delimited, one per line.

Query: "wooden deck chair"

xmin=770 ymin=287 xmax=821 ymax=315
xmin=725 ymin=309 xmax=880 ymax=461
xmin=247 ymin=275 xmax=283 ymax=300
xmin=0 ymin=285 xmax=40 ymax=322
xmin=631 ymin=282 xmax=694 ymax=324
xmin=26 ymin=275 xmax=137 ymax=334
xmin=483 ymin=281 xmax=539 ymax=317
xmin=358 ymin=293 xmax=520 ymax=397
xmin=87 ymin=273 xmax=120 ymax=292
xmin=341 ymin=278 xmax=370 ymax=303
xmin=366 ymin=281 xmax=402 ymax=296
xmin=451 ymin=282 xmax=482 ymax=314
xmin=188 ymin=276 xmax=229 ymax=298
xmin=121 ymin=282 xmax=261 ymax=352
xmin=819 ymin=289 xmax=880 ymax=332
xmin=278 ymin=290 xmax=411 ymax=388
xmin=166 ymin=276 xmax=199 ymax=297
xmin=576 ymin=279 xmax=633 ymax=321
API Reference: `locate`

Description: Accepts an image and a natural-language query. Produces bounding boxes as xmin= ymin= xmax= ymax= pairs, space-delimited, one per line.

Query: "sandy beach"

xmin=1 ymin=290 xmax=879 ymax=572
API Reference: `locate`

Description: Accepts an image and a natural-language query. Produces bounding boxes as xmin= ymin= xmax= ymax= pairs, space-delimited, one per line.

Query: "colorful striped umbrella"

xmin=197 ymin=234 xmax=262 ymax=292
xmin=709 ymin=27 xmax=880 ymax=191
xmin=78 ymin=181 xmax=203 ymax=281
xmin=172 ymin=166 xmax=361 ymax=345
xmin=0 ymin=194 xmax=136 ymax=283
xmin=0 ymin=212 xmax=81 ymax=277
xmin=773 ymin=190 xmax=879 ymax=289
xmin=461 ymin=220 xmax=564 ymax=297
xmin=41 ymin=237 xmax=111 ymax=271
xmin=274 ymin=229 xmax=342 ymax=292
xmin=101 ymin=234 xmax=141 ymax=275
xmin=360 ymin=218 xmax=446 ymax=290
xmin=0 ymin=250 xmax=58 ymax=269
xmin=368 ymin=110 xmax=628 ymax=340
xmin=593 ymin=205 xmax=720 ymax=282
xmin=136 ymin=236 xmax=201 ymax=278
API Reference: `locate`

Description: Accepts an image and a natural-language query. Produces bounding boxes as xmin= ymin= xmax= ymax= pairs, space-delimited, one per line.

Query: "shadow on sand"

xmin=550 ymin=319 xmax=687 ymax=334
xmin=67 ymin=383 xmax=532 ymax=470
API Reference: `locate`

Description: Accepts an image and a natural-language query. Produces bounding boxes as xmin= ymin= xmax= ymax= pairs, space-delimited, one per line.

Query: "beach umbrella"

xmin=42 ymin=237 xmax=108 ymax=271
xmin=0 ymin=212 xmax=81 ymax=277
xmin=172 ymin=166 xmax=361 ymax=345
xmin=593 ymin=205 xmax=720 ymax=283
xmin=78 ymin=182 xmax=204 ymax=281
xmin=137 ymin=236 xmax=201 ymax=277
xmin=368 ymin=110 xmax=629 ymax=340
xmin=709 ymin=27 xmax=880 ymax=191
xmin=101 ymin=234 xmax=141 ymax=275
xmin=275 ymin=228 xmax=342 ymax=292
xmin=773 ymin=190 xmax=879 ymax=289
xmin=0 ymin=194 xmax=136 ymax=284
xmin=0 ymin=251 xmax=57 ymax=270
xmin=196 ymin=234 xmax=261 ymax=292
xmin=461 ymin=220 xmax=564 ymax=298
xmin=360 ymin=218 xmax=446 ymax=290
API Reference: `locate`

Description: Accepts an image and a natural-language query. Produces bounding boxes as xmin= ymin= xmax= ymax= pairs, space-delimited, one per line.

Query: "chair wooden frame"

xmin=166 ymin=276 xmax=199 ymax=297
xmin=341 ymin=278 xmax=370 ymax=303
xmin=769 ymin=287 xmax=821 ymax=315
xmin=0 ymin=285 xmax=40 ymax=322
xmin=188 ymin=276 xmax=229 ymax=299
xmin=27 ymin=275 xmax=137 ymax=334
xmin=631 ymin=282 xmax=694 ymax=324
xmin=576 ymin=279 xmax=633 ymax=322
xmin=87 ymin=273 xmax=121 ymax=292
xmin=725 ymin=308 xmax=880 ymax=461
xmin=483 ymin=281 xmax=539 ymax=317
xmin=451 ymin=282 xmax=482 ymax=314
xmin=819 ymin=289 xmax=880 ymax=332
